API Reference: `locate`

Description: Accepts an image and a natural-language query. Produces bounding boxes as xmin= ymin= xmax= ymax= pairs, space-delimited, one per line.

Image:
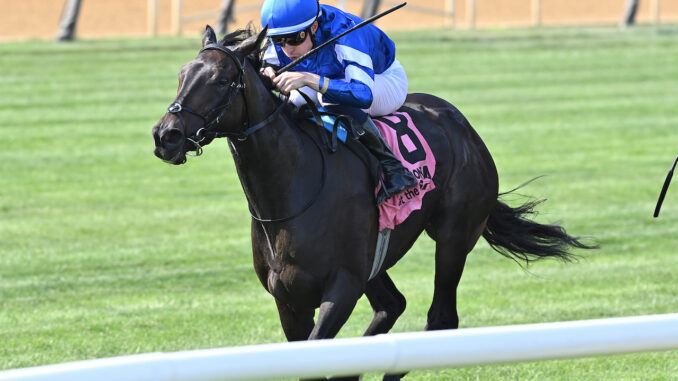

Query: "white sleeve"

xmin=262 ymin=43 xmax=280 ymax=66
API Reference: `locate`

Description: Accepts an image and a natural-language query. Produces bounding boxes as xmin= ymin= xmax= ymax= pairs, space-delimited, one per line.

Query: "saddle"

xmin=296 ymin=98 xmax=361 ymax=152
xmin=292 ymin=94 xmax=381 ymax=187
xmin=293 ymin=93 xmax=437 ymax=231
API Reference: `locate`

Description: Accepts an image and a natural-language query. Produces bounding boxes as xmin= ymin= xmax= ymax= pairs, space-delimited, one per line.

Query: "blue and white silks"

xmin=263 ymin=5 xmax=397 ymax=110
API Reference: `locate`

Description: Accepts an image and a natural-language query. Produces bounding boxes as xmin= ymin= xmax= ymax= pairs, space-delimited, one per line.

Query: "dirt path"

xmin=2 ymin=0 xmax=677 ymax=41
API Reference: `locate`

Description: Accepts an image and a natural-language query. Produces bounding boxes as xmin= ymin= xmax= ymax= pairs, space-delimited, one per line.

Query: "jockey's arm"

xmin=322 ymin=74 xmax=373 ymax=109
xmin=261 ymin=37 xmax=376 ymax=108
xmin=323 ymin=61 xmax=374 ymax=109
xmin=262 ymin=65 xmax=373 ymax=109
xmin=263 ymin=68 xmax=323 ymax=94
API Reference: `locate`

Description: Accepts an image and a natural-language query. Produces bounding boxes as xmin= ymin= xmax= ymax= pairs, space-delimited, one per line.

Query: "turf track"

xmin=1 ymin=25 xmax=677 ymax=379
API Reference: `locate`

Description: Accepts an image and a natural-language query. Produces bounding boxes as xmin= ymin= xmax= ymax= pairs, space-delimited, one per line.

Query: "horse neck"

xmin=230 ymin=70 xmax=314 ymax=219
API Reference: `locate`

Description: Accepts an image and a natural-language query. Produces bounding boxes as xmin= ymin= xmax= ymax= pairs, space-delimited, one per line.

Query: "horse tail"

xmin=482 ymin=191 xmax=597 ymax=265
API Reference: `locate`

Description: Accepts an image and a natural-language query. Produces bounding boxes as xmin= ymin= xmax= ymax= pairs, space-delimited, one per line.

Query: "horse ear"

xmin=202 ymin=25 xmax=217 ymax=47
xmin=258 ymin=25 xmax=269 ymax=47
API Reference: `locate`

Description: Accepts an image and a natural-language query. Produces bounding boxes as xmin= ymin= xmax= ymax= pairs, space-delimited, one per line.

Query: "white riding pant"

xmin=288 ymin=59 xmax=408 ymax=117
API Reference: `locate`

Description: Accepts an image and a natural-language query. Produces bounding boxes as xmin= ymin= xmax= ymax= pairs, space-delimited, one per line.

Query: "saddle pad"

xmin=374 ymin=112 xmax=436 ymax=231
xmin=309 ymin=108 xmax=348 ymax=142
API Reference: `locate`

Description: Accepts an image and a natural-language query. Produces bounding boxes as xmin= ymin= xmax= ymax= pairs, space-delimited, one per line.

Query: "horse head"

xmin=152 ymin=25 xmax=269 ymax=164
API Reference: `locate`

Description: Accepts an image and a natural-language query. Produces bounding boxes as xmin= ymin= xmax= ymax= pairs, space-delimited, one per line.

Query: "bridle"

xmin=165 ymin=43 xmax=284 ymax=156
xmin=164 ymin=42 xmax=324 ymax=224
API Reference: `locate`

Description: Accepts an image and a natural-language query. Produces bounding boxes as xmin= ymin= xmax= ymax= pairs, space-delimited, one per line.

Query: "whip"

xmin=653 ymin=155 xmax=678 ymax=217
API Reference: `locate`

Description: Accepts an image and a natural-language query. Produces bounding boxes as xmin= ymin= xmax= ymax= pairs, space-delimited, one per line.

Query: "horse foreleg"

xmin=275 ymin=299 xmax=315 ymax=342
xmin=309 ymin=268 xmax=363 ymax=340
xmin=307 ymin=268 xmax=363 ymax=381
xmin=363 ymin=272 xmax=406 ymax=336
xmin=274 ymin=300 xmax=327 ymax=381
xmin=364 ymin=272 xmax=408 ymax=381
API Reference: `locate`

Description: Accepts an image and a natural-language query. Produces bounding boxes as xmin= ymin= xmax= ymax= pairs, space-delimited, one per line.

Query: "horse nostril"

xmin=161 ymin=129 xmax=184 ymax=148
xmin=153 ymin=128 xmax=162 ymax=147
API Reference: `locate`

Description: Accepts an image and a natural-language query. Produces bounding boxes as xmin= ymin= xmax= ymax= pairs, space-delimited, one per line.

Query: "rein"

xmin=166 ymin=42 xmax=325 ymax=224
xmin=248 ymin=124 xmax=327 ymax=224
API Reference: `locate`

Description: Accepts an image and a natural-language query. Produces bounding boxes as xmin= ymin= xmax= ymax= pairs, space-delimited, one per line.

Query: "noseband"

xmin=166 ymin=43 xmax=284 ymax=155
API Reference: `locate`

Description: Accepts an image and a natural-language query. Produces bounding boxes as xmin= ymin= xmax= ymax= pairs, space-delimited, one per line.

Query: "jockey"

xmin=260 ymin=0 xmax=417 ymax=205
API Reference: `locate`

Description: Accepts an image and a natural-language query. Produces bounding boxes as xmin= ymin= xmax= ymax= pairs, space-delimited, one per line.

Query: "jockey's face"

xmin=279 ymin=22 xmax=318 ymax=61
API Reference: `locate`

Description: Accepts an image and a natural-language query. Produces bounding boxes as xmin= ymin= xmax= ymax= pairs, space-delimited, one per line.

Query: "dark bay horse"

xmin=152 ymin=26 xmax=594 ymax=380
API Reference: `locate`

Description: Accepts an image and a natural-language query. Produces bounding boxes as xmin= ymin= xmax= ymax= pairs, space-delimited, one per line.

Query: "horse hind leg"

xmin=425 ymin=210 xmax=488 ymax=331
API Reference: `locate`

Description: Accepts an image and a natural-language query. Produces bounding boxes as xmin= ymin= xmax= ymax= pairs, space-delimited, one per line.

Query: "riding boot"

xmin=359 ymin=117 xmax=418 ymax=205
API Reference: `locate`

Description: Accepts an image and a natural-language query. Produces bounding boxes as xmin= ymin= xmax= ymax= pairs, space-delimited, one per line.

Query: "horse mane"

xmin=217 ymin=24 xmax=301 ymax=119
xmin=218 ymin=23 xmax=265 ymax=71
xmin=218 ymin=26 xmax=254 ymax=47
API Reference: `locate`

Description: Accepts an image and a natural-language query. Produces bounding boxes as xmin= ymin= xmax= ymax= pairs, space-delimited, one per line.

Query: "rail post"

xmin=466 ymin=0 xmax=476 ymax=29
xmin=55 ymin=0 xmax=83 ymax=41
xmin=650 ymin=0 xmax=661 ymax=24
xmin=147 ymin=0 xmax=158 ymax=37
xmin=172 ymin=0 xmax=183 ymax=36
xmin=532 ymin=0 xmax=542 ymax=27
xmin=216 ymin=0 xmax=236 ymax=35
xmin=445 ymin=0 xmax=456 ymax=28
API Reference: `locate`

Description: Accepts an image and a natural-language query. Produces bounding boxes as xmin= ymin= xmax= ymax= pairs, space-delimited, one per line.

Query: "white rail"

xmin=1 ymin=314 xmax=677 ymax=381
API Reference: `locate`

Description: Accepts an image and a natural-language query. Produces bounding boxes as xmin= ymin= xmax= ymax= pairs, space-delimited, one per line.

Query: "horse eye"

xmin=218 ymin=79 xmax=230 ymax=86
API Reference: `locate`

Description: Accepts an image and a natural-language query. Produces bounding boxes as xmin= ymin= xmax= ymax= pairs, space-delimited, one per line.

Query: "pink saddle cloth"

xmin=373 ymin=112 xmax=436 ymax=231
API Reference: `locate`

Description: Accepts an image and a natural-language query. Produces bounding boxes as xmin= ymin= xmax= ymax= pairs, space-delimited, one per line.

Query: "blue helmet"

xmin=261 ymin=0 xmax=320 ymax=36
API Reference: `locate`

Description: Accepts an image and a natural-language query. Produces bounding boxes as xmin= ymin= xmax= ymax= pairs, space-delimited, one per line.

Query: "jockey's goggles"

xmin=270 ymin=28 xmax=310 ymax=47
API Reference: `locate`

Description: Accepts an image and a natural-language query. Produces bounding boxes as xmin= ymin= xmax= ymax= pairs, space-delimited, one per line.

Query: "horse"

xmin=151 ymin=26 xmax=594 ymax=380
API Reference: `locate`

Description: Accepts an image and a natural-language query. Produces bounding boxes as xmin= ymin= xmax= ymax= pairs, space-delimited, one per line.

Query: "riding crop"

xmin=653 ymin=155 xmax=678 ymax=217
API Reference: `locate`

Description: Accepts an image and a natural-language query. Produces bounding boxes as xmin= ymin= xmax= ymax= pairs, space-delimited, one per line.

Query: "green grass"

xmin=1 ymin=25 xmax=677 ymax=379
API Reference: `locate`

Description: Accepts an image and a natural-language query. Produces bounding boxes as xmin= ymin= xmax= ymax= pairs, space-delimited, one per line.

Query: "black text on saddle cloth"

xmin=374 ymin=112 xmax=436 ymax=231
